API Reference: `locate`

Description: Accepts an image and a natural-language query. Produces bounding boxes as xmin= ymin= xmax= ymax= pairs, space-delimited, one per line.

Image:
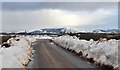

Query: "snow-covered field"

xmin=0 ymin=36 xmax=36 ymax=69
xmin=34 ymin=35 xmax=53 ymax=39
xmin=53 ymin=35 xmax=119 ymax=69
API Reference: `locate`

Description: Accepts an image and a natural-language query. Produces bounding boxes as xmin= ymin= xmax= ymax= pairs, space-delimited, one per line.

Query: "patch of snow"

xmin=0 ymin=36 xmax=36 ymax=69
xmin=53 ymin=35 xmax=118 ymax=68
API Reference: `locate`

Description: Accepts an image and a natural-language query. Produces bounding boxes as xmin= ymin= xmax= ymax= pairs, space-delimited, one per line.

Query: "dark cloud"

xmin=2 ymin=0 xmax=119 ymax=2
xmin=118 ymin=2 xmax=120 ymax=29
xmin=0 ymin=2 xmax=2 ymax=32
xmin=1 ymin=2 xmax=118 ymax=32
xmin=2 ymin=2 xmax=117 ymax=11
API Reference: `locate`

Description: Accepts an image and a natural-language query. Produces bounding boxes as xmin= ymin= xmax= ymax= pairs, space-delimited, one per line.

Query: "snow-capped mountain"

xmin=28 ymin=28 xmax=81 ymax=35
xmin=1 ymin=28 xmax=119 ymax=35
xmin=29 ymin=28 xmax=63 ymax=34
xmin=93 ymin=29 xmax=120 ymax=33
xmin=28 ymin=30 xmax=43 ymax=34
xmin=61 ymin=27 xmax=82 ymax=33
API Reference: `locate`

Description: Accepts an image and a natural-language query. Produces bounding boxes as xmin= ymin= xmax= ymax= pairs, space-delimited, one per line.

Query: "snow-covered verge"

xmin=53 ymin=35 xmax=118 ymax=69
xmin=0 ymin=36 xmax=36 ymax=69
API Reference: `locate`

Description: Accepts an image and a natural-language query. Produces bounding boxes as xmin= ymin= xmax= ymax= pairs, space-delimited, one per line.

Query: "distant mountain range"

xmin=28 ymin=28 xmax=80 ymax=35
xmin=27 ymin=28 xmax=120 ymax=34
xmin=0 ymin=28 xmax=120 ymax=35
xmin=93 ymin=29 xmax=120 ymax=33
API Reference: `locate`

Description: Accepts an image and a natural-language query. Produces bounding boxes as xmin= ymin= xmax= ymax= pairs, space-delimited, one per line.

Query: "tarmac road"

xmin=27 ymin=39 xmax=100 ymax=69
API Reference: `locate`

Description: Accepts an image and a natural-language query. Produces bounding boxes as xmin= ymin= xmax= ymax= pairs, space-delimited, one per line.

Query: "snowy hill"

xmin=62 ymin=27 xmax=83 ymax=33
xmin=93 ymin=29 xmax=120 ymax=33
xmin=28 ymin=30 xmax=43 ymax=34
xmin=29 ymin=28 xmax=64 ymax=34
xmin=29 ymin=28 xmax=120 ymax=34
xmin=1 ymin=28 xmax=119 ymax=35
xmin=28 ymin=28 xmax=81 ymax=35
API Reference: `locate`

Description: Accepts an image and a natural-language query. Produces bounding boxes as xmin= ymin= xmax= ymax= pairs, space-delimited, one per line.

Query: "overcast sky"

xmin=2 ymin=2 xmax=118 ymax=32
xmin=1 ymin=0 xmax=119 ymax=2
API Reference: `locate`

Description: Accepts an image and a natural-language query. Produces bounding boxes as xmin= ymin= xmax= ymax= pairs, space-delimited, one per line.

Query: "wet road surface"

xmin=27 ymin=39 xmax=100 ymax=69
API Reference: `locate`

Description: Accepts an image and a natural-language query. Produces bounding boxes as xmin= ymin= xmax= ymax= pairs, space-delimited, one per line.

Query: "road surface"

xmin=27 ymin=39 xmax=100 ymax=69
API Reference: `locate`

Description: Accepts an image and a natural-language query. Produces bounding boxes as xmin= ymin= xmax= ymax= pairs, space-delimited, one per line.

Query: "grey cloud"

xmin=0 ymin=2 xmax=2 ymax=32
xmin=2 ymin=2 xmax=117 ymax=12
xmin=2 ymin=8 xmax=117 ymax=32
xmin=2 ymin=0 xmax=119 ymax=2
xmin=74 ymin=13 xmax=118 ymax=31
xmin=2 ymin=2 xmax=118 ymax=32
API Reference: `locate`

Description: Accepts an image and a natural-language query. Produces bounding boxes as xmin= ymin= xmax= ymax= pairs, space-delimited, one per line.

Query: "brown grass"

xmin=0 ymin=35 xmax=13 ymax=44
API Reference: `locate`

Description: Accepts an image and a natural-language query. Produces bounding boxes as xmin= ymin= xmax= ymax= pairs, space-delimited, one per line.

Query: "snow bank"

xmin=0 ymin=36 xmax=36 ymax=69
xmin=53 ymin=35 xmax=118 ymax=68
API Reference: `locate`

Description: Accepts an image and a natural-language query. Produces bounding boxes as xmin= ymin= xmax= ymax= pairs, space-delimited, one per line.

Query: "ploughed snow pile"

xmin=53 ymin=35 xmax=118 ymax=68
xmin=0 ymin=36 xmax=36 ymax=69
